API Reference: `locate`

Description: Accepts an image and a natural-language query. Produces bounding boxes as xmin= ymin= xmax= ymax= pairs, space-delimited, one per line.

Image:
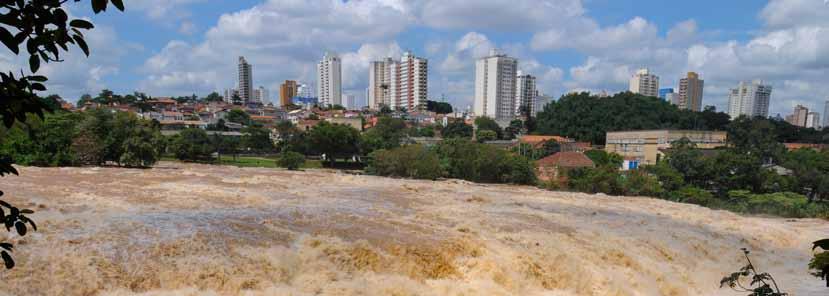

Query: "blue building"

xmin=658 ymin=88 xmax=674 ymax=100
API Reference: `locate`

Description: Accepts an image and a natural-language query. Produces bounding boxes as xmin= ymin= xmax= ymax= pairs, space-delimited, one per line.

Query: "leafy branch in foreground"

xmin=811 ymin=239 xmax=829 ymax=287
xmin=0 ymin=0 xmax=124 ymax=270
xmin=720 ymin=248 xmax=787 ymax=296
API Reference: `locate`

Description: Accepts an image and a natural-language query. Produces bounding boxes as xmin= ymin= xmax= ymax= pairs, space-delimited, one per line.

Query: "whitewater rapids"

xmin=0 ymin=162 xmax=825 ymax=295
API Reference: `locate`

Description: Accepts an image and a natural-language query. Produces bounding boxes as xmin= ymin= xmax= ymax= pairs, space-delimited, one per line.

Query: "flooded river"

xmin=0 ymin=162 xmax=825 ymax=295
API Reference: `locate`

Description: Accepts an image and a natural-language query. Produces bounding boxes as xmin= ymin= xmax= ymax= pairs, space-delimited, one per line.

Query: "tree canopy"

xmin=536 ymin=92 xmax=731 ymax=144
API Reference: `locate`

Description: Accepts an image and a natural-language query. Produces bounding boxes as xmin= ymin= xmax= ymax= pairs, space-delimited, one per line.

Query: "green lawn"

xmin=218 ymin=156 xmax=323 ymax=169
xmin=162 ymin=155 xmax=324 ymax=170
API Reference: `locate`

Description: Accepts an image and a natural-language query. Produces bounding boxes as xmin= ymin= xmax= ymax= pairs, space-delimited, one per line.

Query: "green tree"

xmin=476 ymin=130 xmax=497 ymax=143
xmin=425 ymin=101 xmax=453 ymax=114
xmin=536 ymin=92 xmax=730 ymax=144
xmin=274 ymin=121 xmax=307 ymax=154
xmin=241 ymin=126 xmax=275 ymax=152
xmin=783 ymin=148 xmax=829 ymax=202
xmin=811 ymin=240 xmax=829 ymax=287
xmin=225 ymin=109 xmax=251 ymax=125
xmin=0 ymin=0 xmax=125 ymax=269
xmin=504 ymin=119 xmax=523 ymax=140
xmin=212 ymin=134 xmax=240 ymax=161
xmin=307 ymin=121 xmax=360 ymax=165
xmin=540 ymin=140 xmax=561 ymax=157
xmin=474 ymin=116 xmax=503 ymax=139
xmin=76 ymin=94 xmax=93 ymax=108
xmin=360 ymin=117 xmax=406 ymax=154
xmin=204 ymin=92 xmax=223 ymax=102
xmin=171 ymin=128 xmax=215 ymax=162
xmin=277 ymin=151 xmax=305 ymax=170
xmin=727 ymin=116 xmax=787 ymax=164
xmin=584 ymin=150 xmax=623 ymax=168
xmin=367 ymin=145 xmax=443 ymax=180
xmin=441 ymin=120 xmax=473 ymax=138
xmin=119 ymin=125 xmax=162 ymax=168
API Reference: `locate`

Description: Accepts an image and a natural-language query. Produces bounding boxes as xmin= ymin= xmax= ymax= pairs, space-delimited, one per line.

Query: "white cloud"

xmin=418 ymin=0 xmax=584 ymax=31
xmin=760 ymin=0 xmax=829 ymax=28
xmin=0 ymin=25 xmax=135 ymax=101
xmin=139 ymin=0 xmax=412 ymax=97
xmin=128 ymin=0 xmax=205 ymax=20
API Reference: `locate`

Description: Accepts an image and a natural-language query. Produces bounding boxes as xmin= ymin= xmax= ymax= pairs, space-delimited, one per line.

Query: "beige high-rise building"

xmin=368 ymin=52 xmax=428 ymax=111
xmin=678 ymin=72 xmax=704 ymax=111
xmin=629 ymin=68 xmax=659 ymax=98
xmin=368 ymin=58 xmax=394 ymax=109
xmin=787 ymin=105 xmax=809 ymax=127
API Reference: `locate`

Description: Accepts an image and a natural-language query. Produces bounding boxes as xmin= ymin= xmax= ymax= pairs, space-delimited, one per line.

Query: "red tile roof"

xmin=537 ymin=152 xmax=595 ymax=168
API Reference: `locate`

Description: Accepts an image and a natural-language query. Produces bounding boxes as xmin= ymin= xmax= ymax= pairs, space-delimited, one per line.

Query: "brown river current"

xmin=0 ymin=162 xmax=825 ymax=295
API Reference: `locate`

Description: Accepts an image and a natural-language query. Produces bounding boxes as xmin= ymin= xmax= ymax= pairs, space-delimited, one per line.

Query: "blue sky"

xmin=3 ymin=0 xmax=829 ymax=116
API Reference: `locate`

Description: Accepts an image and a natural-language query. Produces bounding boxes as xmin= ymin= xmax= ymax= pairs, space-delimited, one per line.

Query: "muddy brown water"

xmin=0 ymin=162 xmax=825 ymax=295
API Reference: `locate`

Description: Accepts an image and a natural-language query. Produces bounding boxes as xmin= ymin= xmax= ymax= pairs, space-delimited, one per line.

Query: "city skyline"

xmin=0 ymin=0 xmax=826 ymax=116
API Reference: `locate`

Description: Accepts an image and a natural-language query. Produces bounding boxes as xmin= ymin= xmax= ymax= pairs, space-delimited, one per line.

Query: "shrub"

xmin=476 ymin=130 xmax=497 ymax=143
xmin=277 ymin=151 xmax=305 ymax=170
xmin=434 ymin=139 xmax=536 ymax=185
xmin=666 ymin=186 xmax=715 ymax=206
xmin=726 ymin=191 xmax=829 ymax=218
xmin=620 ymin=169 xmax=664 ymax=197
xmin=367 ymin=145 xmax=443 ymax=180
xmin=566 ymin=166 xmax=623 ymax=194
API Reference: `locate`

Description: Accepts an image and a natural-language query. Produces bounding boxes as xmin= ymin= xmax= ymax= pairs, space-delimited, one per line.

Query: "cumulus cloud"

xmin=139 ymin=0 xmax=412 ymax=97
xmin=0 ymin=25 xmax=135 ymax=101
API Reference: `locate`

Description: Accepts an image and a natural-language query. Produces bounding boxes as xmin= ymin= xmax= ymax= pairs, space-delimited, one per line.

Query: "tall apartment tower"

xmin=317 ymin=52 xmax=342 ymax=107
xmin=297 ymin=83 xmax=314 ymax=98
xmin=806 ymin=112 xmax=821 ymax=129
xmin=515 ymin=71 xmax=537 ymax=117
xmin=394 ymin=51 xmax=428 ymax=111
xmin=728 ymin=80 xmax=773 ymax=119
xmin=474 ymin=50 xmax=518 ymax=122
xmin=237 ymin=56 xmax=253 ymax=103
xmin=368 ymin=58 xmax=394 ymax=109
xmin=787 ymin=105 xmax=809 ymax=127
xmin=824 ymin=100 xmax=829 ymax=127
xmin=252 ymin=86 xmax=268 ymax=104
xmin=629 ymin=68 xmax=659 ymax=98
xmin=678 ymin=72 xmax=704 ymax=111
xmin=279 ymin=80 xmax=298 ymax=107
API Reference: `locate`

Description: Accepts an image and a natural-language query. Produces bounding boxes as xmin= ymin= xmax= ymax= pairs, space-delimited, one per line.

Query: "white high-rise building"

xmin=533 ymin=93 xmax=553 ymax=116
xmin=368 ymin=58 xmax=394 ymax=109
xmin=317 ymin=52 xmax=342 ymax=106
xmin=253 ymin=86 xmax=269 ymax=104
xmin=297 ymin=83 xmax=314 ymax=98
xmin=824 ymin=100 xmax=829 ymax=127
xmin=728 ymin=80 xmax=773 ymax=119
xmin=667 ymin=93 xmax=680 ymax=106
xmin=342 ymin=94 xmax=356 ymax=110
xmin=223 ymin=88 xmax=238 ymax=103
xmin=474 ymin=50 xmax=518 ymax=122
xmin=515 ymin=71 xmax=537 ymax=117
xmin=806 ymin=112 xmax=821 ymax=129
xmin=238 ymin=57 xmax=252 ymax=103
xmin=629 ymin=68 xmax=660 ymax=98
